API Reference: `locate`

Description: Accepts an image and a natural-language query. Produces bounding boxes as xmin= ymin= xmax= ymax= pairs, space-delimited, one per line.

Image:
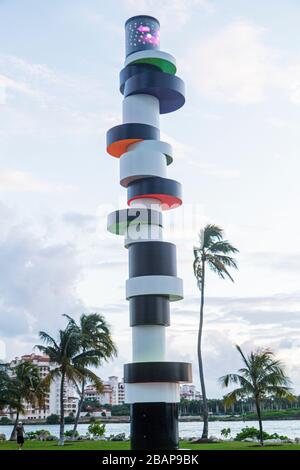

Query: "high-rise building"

xmin=84 ymin=376 xmax=125 ymax=406
xmin=8 ymin=354 xmax=78 ymax=420
xmin=180 ymin=384 xmax=202 ymax=401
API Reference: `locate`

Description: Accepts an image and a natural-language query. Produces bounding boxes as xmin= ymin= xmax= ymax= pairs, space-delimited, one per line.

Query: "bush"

xmin=46 ymin=435 xmax=58 ymax=441
xmin=234 ymin=426 xmax=288 ymax=441
xmin=26 ymin=429 xmax=51 ymax=440
xmin=111 ymin=404 xmax=130 ymax=416
xmin=64 ymin=430 xmax=79 ymax=438
xmin=0 ymin=417 xmax=12 ymax=425
xmin=82 ymin=399 xmax=101 ymax=412
xmin=65 ymin=415 xmax=75 ymax=424
xmin=88 ymin=421 xmax=106 ymax=438
xmin=46 ymin=414 xmax=60 ymax=424
xmin=26 ymin=432 xmax=37 ymax=440
xmin=221 ymin=428 xmax=231 ymax=438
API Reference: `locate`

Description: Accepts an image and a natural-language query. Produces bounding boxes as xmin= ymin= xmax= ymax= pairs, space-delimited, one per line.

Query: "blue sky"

xmin=1 ymin=0 xmax=300 ymax=397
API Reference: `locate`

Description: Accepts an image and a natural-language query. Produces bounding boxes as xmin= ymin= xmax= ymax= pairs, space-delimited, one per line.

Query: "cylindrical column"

xmin=132 ymin=325 xmax=166 ymax=362
xmin=123 ymin=94 xmax=160 ymax=128
xmin=106 ymin=15 xmax=192 ymax=450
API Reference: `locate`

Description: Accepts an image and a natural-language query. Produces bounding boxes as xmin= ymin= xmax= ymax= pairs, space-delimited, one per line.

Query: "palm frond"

xmin=37 ymin=331 xmax=59 ymax=349
xmin=221 ymin=345 xmax=294 ymax=406
xmin=202 ymin=224 xmax=223 ymax=248
xmin=74 ymin=367 xmax=104 ymax=393
xmin=219 ymin=373 xmax=254 ymax=392
xmin=264 ymin=386 xmax=296 ymax=401
xmin=41 ymin=368 xmax=61 ymax=389
xmin=236 ymin=345 xmax=252 ymax=370
xmin=208 ymin=240 xmax=239 ymax=255
xmin=223 ymin=387 xmax=246 ymax=407
xmin=211 ymin=254 xmax=238 ymax=270
xmin=207 ymin=255 xmax=235 ymax=282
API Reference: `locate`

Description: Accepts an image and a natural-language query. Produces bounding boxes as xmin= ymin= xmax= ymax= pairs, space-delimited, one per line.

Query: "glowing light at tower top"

xmin=125 ymin=15 xmax=160 ymax=57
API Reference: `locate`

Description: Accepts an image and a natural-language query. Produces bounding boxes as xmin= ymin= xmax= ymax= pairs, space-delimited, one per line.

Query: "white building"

xmin=85 ymin=383 xmax=113 ymax=405
xmin=85 ymin=376 xmax=125 ymax=405
xmin=9 ymin=354 xmax=78 ymax=420
xmin=180 ymin=384 xmax=202 ymax=401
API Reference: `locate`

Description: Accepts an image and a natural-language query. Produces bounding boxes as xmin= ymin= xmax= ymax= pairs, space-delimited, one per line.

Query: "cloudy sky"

xmin=1 ymin=0 xmax=300 ymax=397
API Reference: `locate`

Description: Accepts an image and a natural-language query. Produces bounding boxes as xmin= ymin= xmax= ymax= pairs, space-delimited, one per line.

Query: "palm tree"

xmin=9 ymin=361 xmax=47 ymax=440
xmin=64 ymin=313 xmax=117 ymax=438
xmin=36 ymin=321 xmax=105 ymax=446
xmin=0 ymin=363 xmax=12 ymax=410
xmin=193 ymin=224 xmax=238 ymax=439
xmin=219 ymin=345 xmax=295 ymax=446
xmin=0 ymin=363 xmax=22 ymax=419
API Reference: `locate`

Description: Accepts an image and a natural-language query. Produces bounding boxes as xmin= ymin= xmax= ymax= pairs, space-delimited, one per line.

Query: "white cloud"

xmin=0 ymin=54 xmax=109 ymax=136
xmin=185 ymin=18 xmax=300 ymax=107
xmin=160 ymin=132 xmax=240 ymax=178
xmin=187 ymin=160 xmax=240 ymax=179
xmin=0 ymin=171 xmax=74 ymax=193
xmin=0 ymin=203 xmax=84 ymax=358
xmin=170 ymin=291 xmax=300 ymax=393
xmin=284 ymin=64 xmax=300 ymax=105
xmin=0 ymin=74 xmax=37 ymax=98
xmin=186 ymin=20 xmax=274 ymax=104
xmin=124 ymin=0 xmax=214 ymax=30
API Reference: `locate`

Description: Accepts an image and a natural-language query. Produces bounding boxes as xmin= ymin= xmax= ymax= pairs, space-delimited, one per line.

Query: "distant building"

xmin=180 ymin=384 xmax=202 ymax=401
xmin=8 ymin=354 xmax=78 ymax=420
xmin=80 ymin=409 xmax=111 ymax=418
xmin=85 ymin=376 xmax=125 ymax=405
xmin=85 ymin=383 xmax=113 ymax=405
xmin=5 ymin=353 xmax=125 ymax=420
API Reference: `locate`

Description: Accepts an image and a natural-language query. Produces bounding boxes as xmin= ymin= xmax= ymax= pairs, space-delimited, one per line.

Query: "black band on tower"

xmin=107 ymin=123 xmax=160 ymax=157
xmin=124 ymin=361 xmax=192 ymax=383
xmin=127 ymin=176 xmax=182 ymax=208
xmin=131 ymin=402 xmax=178 ymax=450
xmin=130 ymin=295 xmax=170 ymax=326
xmin=124 ymin=71 xmax=185 ymax=114
xmin=120 ymin=64 xmax=161 ymax=94
xmin=128 ymin=241 xmax=177 ymax=277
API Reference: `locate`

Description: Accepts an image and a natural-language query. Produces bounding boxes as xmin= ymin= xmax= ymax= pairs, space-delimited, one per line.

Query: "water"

xmin=1 ymin=420 xmax=300 ymax=439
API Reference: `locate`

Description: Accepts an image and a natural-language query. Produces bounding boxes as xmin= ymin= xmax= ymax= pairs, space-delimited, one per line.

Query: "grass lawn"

xmin=1 ymin=440 xmax=300 ymax=451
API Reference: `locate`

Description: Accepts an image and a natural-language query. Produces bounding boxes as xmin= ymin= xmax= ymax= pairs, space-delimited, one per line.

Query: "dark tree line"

xmin=179 ymin=396 xmax=300 ymax=416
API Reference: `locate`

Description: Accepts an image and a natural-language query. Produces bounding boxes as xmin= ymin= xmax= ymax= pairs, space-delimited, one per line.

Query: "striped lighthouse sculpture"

xmin=106 ymin=15 xmax=192 ymax=450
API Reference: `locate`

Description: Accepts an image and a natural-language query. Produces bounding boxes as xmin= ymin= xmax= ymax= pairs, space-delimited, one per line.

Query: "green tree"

xmin=219 ymin=345 xmax=295 ymax=446
xmin=46 ymin=413 xmax=60 ymax=424
xmin=36 ymin=319 xmax=104 ymax=446
xmin=0 ymin=363 xmax=16 ymax=411
xmin=8 ymin=361 xmax=47 ymax=440
xmin=193 ymin=224 xmax=238 ymax=439
xmin=64 ymin=313 xmax=117 ymax=438
xmin=88 ymin=421 xmax=106 ymax=438
xmin=82 ymin=399 xmax=101 ymax=412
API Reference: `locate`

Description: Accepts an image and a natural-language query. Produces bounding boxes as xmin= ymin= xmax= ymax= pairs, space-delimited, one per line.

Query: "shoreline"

xmin=1 ymin=415 xmax=300 ymax=425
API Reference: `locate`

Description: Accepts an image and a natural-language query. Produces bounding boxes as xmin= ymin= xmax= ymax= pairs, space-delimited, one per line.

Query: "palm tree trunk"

xmin=255 ymin=398 xmax=264 ymax=446
xmin=198 ymin=259 xmax=209 ymax=439
xmin=10 ymin=410 xmax=19 ymax=440
xmin=72 ymin=379 xmax=85 ymax=439
xmin=59 ymin=372 xmax=65 ymax=446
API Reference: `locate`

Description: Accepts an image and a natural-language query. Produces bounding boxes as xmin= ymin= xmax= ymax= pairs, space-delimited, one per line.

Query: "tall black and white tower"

xmin=106 ymin=15 xmax=192 ymax=450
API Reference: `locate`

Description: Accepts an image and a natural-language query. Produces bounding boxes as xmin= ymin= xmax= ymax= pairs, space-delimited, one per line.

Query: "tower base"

xmin=130 ymin=402 xmax=179 ymax=450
